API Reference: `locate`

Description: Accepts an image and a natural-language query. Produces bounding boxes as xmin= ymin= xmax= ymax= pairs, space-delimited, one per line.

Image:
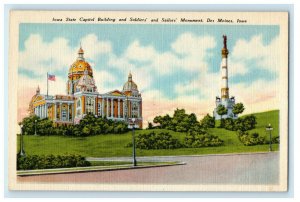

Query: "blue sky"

xmin=19 ymin=23 xmax=279 ymax=100
xmin=18 ymin=23 xmax=281 ymax=121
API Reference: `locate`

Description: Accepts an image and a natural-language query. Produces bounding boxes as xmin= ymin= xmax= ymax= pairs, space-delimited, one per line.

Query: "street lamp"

xmin=129 ymin=118 xmax=137 ymax=167
xmin=34 ymin=119 xmax=37 ymax=136
xmin=266 ymin=123 xmax=273 ymax=152
xmin=18 ymin=123 xmax=26 ymax=157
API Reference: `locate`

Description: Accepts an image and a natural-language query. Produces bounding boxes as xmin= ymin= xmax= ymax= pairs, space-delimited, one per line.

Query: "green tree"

xmin=216 ymin=105 xmax=228 ymax=127
xmin=153 ymin=116 xmax=163 ymax=128
xmin=200 ymin=114 xmax=215 ymax=129
xmin=232 ymin=103 xmax=245 ymax=117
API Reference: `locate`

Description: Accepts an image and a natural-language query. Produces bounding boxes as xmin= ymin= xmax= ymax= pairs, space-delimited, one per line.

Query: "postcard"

xmin=8 ymin=11 xmax=288 ymax=191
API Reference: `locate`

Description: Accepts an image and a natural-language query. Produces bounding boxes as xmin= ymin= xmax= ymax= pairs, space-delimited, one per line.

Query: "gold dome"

xmin=69 ymin=60 xmax=93 ymax=75
xmin=68 ymin=46 xmax=93 ymax=80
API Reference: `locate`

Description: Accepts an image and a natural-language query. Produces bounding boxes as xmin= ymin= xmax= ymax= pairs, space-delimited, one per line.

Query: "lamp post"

xmin=266 ymin=123 xmax=273 ymax=152
xmin=129 ymin=118 xmax=137 ymax=167
xmin=18 ymin=123 xmax=25 ymax=157
xmin=34 ymin=119 xmax=37 ymax=136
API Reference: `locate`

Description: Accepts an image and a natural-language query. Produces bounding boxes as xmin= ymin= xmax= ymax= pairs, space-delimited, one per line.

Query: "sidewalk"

xmin=17 ymin=161 xmax=184 ymax=176
xmin=86 ymin=151 xmax=278 ymax=162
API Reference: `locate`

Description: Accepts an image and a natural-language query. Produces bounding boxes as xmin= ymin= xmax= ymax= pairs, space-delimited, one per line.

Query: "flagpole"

xmin=47 ymin=72 xmax=48 ymax=97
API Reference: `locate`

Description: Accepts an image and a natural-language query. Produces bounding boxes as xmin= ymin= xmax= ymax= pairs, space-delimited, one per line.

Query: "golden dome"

xmin=68 ymin=46 xmax=93 ymax=79
xmin=69 ymin=60 xmax=93 ymax=75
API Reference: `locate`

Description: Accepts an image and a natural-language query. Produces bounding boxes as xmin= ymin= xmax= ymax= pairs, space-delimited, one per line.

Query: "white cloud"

xmin=108 ymin=33 xmax=216 ymax=75
xmin=171 ymin=33 xmax=215 ymax=56
xmin=80 ymin=34 xmax=112 ymax=60
xmin=124 ymin=40 xmax=156 ymax=62
xmin=93 ymin=69 xmax=119 ymax=92
xmin=19 ymin=33 xmax=113 ymax=77
xmin=231 ymin=35 xmax=281 ymax=75
xmin=175 ymin=71 xmax=219 ymax=101
xmin=171 ymin=33 xmax=216 ymax=72
xmin=228 ymin=59 xmax=248 ymax=76
xmin=19 ymin=34 xmax=74 ymax=76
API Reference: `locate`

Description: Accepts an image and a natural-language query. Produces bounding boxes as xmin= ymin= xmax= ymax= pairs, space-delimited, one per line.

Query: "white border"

xmin=1 ymin=1 xmax=298 ymax=200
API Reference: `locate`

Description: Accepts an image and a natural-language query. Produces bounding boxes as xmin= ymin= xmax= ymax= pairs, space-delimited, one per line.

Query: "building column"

xmin=129 ymin=101 xmax=132 ymax=118
xmin=106 ymin=98 xmax=109 ymax=117
xmin=137 ymin=101 xmax=140 ymax=118
xmin=60 ymin=103 xmax=62 ymax=121
xmin=94 ymin=97 xmax=97 ymax=115
xmin=67 ymin=103 xmax=70 ymax=122
xmin=54 ymin=104 xmax=57 ymax=121
xmin=71 ymin=104 xmax=74 ymax=122
xmin=43 ymin=105 xmax=46 ymax=118
xmin=123 ymin=100 xmax=125 ymax=119
xmin=118 ymin=99 xmax=120 ymax=118
xmin=101 ymin=98 xmax=104 ymax=118
xmin=111 ymin=98 xmax=114 ymax=118
xmin=39 ymin=105 xmax=41 ymax=117
xmin=46 ymin=104 xmax=48 ymax=118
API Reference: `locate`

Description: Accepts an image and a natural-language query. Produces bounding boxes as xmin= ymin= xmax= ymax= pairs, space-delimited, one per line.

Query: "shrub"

xmin=184 ymin=130 xmax=223 ymax=148
xmin=19 ymin=114 xmax=129 ymax=136
xmin=132 ymin=132 xmax=183 ymax=150
xmin=272 ymin=136 xmax=280 ymax=144
xmin=153 ymin=109 xmax=203 ymax=132
xmin=17 ymin=154 xmax=91 ymax=170
xmin=200 ymin=114 xmax=215 ymax=129
xmin=223 ymin=115 xmax=257 ymax=131
xmin=237 ymin=130 xmax=265 ymax=146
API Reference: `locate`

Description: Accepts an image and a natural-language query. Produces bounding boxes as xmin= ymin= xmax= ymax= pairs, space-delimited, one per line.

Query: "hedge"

xmin=17 ymin=154 xmax=91 ymax=170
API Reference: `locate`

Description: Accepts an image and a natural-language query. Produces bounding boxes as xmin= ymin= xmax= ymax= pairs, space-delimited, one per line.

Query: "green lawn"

xmin=17 ymin=110 xmax=279 ymax=157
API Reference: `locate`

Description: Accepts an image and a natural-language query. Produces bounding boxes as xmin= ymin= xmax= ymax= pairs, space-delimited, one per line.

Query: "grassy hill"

xmin=17 ymin=110 xmax=279 ymax=157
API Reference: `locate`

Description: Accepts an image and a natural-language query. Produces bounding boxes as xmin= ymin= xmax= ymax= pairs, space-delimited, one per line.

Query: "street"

xmin=17 ymin=152 xmax=279 ymax=185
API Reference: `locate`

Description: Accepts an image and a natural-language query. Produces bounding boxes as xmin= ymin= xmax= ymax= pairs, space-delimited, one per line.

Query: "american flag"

xmin=48 ymin=74 xmax=56 ymax=81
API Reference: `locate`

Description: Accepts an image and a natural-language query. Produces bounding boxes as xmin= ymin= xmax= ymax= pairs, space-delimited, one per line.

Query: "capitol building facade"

xmin=28 ymin=46 xmax=143 ymax=128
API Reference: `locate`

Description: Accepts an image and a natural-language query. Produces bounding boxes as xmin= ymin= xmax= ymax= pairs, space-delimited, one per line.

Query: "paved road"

xmin=18 ymin=152 xmax=279 ymax=185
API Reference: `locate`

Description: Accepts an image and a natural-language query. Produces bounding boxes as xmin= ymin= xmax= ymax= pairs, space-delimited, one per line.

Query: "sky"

xmin=17 ymin=23 xmax=281 ymax=125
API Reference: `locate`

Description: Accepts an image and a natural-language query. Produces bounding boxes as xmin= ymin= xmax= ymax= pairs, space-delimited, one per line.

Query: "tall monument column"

xmin=221 ymin=35 xmax=229 ymax=100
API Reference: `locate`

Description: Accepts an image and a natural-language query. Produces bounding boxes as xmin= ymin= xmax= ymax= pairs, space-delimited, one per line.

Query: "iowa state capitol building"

xmin=29 ymin=46 xmax=143 ymax=128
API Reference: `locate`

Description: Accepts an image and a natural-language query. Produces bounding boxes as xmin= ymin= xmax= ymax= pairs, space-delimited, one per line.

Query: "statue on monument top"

xmin=223 ymin=35 xmax=227 ymax=49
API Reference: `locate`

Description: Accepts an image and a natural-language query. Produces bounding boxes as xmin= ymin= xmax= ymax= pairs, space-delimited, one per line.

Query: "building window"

xmin=62 ymin=109 xmax=67 ymax=121
xmin=86 ymin=97 xmax=95 ymax=114
xmin=131 ymin=102 xmax=139 ymax=118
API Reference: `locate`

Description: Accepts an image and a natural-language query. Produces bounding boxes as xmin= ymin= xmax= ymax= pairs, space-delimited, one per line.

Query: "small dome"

xmin=123 ymin=72 xmax=138 ymax=92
